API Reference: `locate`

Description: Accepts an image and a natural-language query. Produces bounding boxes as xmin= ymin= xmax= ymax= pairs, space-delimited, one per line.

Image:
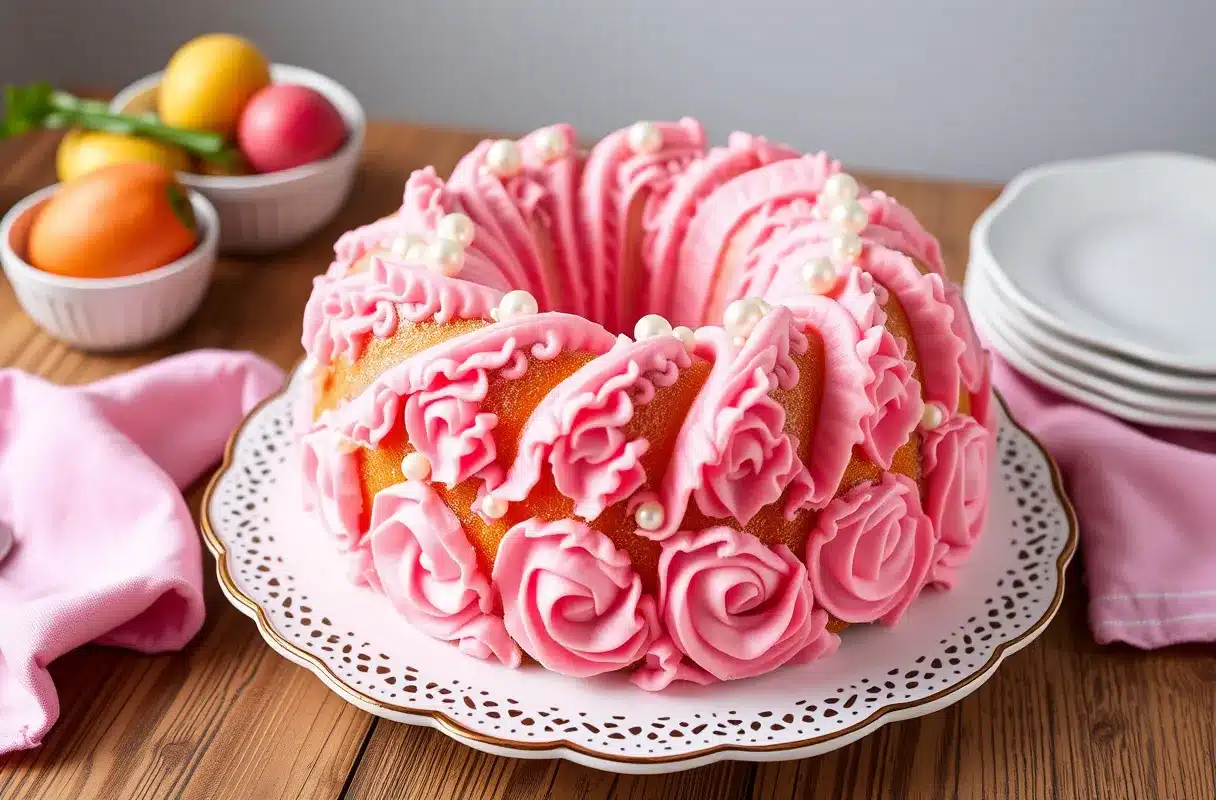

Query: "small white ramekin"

xmin=0 ymin=183 xmax=220 ymax=351
xmin=111 ymin=64 xmax=366 ymax=254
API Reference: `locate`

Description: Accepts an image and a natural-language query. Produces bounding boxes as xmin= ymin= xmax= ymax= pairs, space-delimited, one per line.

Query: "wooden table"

xmin=0 ymin=122 xmax=1212 ymax=800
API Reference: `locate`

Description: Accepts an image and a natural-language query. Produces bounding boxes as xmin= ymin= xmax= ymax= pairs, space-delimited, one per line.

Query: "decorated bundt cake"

xmin=297 ymin=119 xmax=996 ymax=689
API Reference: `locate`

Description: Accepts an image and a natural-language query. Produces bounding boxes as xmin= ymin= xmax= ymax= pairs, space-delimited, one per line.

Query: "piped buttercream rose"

xmin=806 ymin=474 xmax=934 ymax=625
xmin=492 ymin=518 xmax=658 ymax=677
xmin=857 ymin=325 xmax=924 ymax=470
xmin=368 ymin=480 xmax=520 ymax=666
xmin=922 ymin=414 xmax=991 ymax=587
xmin=656 ymin=527 xmax=836 ymax=682
xmin=548 ymin=367 xmax=649 ymax=521
xmin=693 ymin=369 xmax=802 ymax=526
xmin=403 ymin=374 xmax=498 ymax=489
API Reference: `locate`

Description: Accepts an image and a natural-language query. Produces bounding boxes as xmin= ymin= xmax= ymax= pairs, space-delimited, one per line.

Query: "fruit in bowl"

xmin=158 ymin=33 xmax=271 ymax=136
xmin=237 ymin=84 xmax=347 ymax=173
xmin=56 ymin=128 xmax=190 ymax=182
xmin=28 ymin=162 xmax=198 ymax=279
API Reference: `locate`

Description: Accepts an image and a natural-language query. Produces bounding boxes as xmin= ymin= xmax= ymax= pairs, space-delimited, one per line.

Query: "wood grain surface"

xmin=0 ymin=122 xmax=1212 ymax=800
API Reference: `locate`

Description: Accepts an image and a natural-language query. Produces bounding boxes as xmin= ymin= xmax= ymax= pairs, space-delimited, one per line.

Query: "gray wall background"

xmin=4 ymin=0 xmax=1214 ymax=182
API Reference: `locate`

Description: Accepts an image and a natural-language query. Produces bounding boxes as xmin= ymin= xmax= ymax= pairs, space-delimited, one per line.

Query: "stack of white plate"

xmin=966 ymin=152 xmax=1216 ymax=430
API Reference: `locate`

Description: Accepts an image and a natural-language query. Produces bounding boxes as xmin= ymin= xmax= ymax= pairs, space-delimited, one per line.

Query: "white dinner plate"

xmin=967 ymin=277 xmax=1216 ymax=430
xmin=968 ymin=260 xmax=1216 ymax=399
xmin=201 ymin=366 xmax=1077 ymax=774
xmin=971 ymin=152 xmax=1216 ymax=374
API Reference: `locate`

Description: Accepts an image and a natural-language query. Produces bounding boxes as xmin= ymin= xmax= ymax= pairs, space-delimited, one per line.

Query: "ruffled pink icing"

xmin=655 ymin=526 xmax=837 ymax=682
xmin=649 ymin=309 xmax=808 ymax=538
xmin=806 ymin=473 xmax=935 ymax=625
xmin=922 ymin=414 xmax=992 ymax=588
xmin=331 ymin=312 xmax=618 ymax=454
xmin=860 ymin=245 xmax=966 ymax=412
xmin=492 ymin=518 xmax=659 ymax=677
xmin=299 ymin=427 xmax=363 ymax=549
xmin=302 ymin=258 xmax=504 ymax=366
xmin=647 ymin=132 xmax=799 ymax=325
xmin=447 ymin=141 xmax=552 ymax=302
xmin=404 ymin=377 xmax=499 ymax=489
xmin=368 ymin=480 xmax=520 ymax=666
xmin=580 ymin=118 xmax=706 ymax=333
xmin=943 ymin=278 xmax=994 ymax=422
xmin=513 ymin=123 xmax=586 ymax=316
xmin=674 ymin=152 xmax=841 ymax=328
xmin=778 ymin=295 xmax=874 ymax=515
xmin=859 ymin=190 xmax=945 ymax=275
xmin=491 ymin=333 xmax=690 ymax=519
xmin=630 ymin=635 xmax=716 ymax=690
xmin=856 ymin=317 xmax=924 ymax=471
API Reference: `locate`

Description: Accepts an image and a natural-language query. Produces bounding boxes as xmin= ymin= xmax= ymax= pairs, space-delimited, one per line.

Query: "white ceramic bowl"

xmin=111 ymin=64 xmax=365 ymax=253
xmin=0 ymin=183 xmax=219 ymax=351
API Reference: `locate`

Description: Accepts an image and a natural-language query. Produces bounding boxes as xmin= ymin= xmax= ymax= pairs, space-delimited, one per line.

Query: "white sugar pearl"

xmin=534 ymin=126 xmax=567 ymax=162
xmin=389 ymin=235 xmax=420 ymax=257
xmin=802 ymin=257 xmax=838 ymax=294
xmin=427 ymin=237 xmax=465 ymax=277
xmin=829 ymin=200 xmax=869 ymax=234
xmin=922 ymin=403 xmax=945 ymax=430
xmin=723 ymin=297 xmax=770 ymax=339
xmin=822 ymin=173 xmax=860 ymax=205
xmin=401 ymin=452 xmax=432 ymax=482
xmin=627 ymin=121 xmax=662 ymax=155
xmin=405 ymin=241 xmax=427 ymax=261
xmin=486 ymin=139 xmax=522 ymax=177
xmin=436 ymin=212 xmax=475 ymax=247
xmin=497 ymin=289 xmax=539 ymax=321
xmin=482 ymin=495 xmax=509 ymax=520
xmin=831 ymin=232 xmax=863 ymax=264
xmin=634 ymin=313 xmax=673 ymax=341
xmin=634 ymin=501 xmax=665 ymax=531
xmin=672 ymin=325 xmax=696 ymax=351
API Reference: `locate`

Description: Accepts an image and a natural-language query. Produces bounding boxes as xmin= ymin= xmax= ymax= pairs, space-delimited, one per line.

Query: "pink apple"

xmin=236 ymin=84 xmax=346 ymax=173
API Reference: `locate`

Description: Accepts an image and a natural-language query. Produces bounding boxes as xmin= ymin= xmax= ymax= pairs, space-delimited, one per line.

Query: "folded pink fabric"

xmin=992 ymin=355 xmax=1216 ymax=649
xmin=0 ymin=350 xmax=283 ymax=753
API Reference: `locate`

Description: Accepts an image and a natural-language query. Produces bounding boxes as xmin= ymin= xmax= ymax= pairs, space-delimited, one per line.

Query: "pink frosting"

xmin=630 ymin=635 xmax=716 ymax=690
xmin=368 ymin=480 xmax=521 ymax=666
xmin=580 ymin=118 xmax=706 ymax=333
xmin=779 ymin=295 xmax=875 ymax=515
xmin=806 ymin=473 xmax=935 ymax=625
xmin=856 ymin=326 xmax=922 ymax=470
xmin=922 ymin=414 xmax=992 ymax=588
xmin=447 ymin=141 xmax=553 ymax=303
xmin=650 ymin=309 xmax=808 ymax=538
xmin=860 ymin=246 xmax=965 ymax=412
xmin=331 ymin=312 xmax=618 ymax=455
xmin=299 ymin=427 xmax=363 ymax=550
xmin=647 ymin=132 xmax=799 ymax=325
xmin=859 ymin=190 xmax=945 ymax=275
xmin=943 ymin=279 xmax=997 ymax=432
xmin=491 ymin=333 xmax=690 ymax=520
xmin=514 ymin=123 xmax=586 ymax=316
xmin=656 ymin=526 xmax=837 ymax=682
xmin=492 ymin=518 xmax=659 ymax=677
xmin=302 ymin=257 xmax=504 ymax=366
xmin=674 ymin=152 xmax=841 ymax=328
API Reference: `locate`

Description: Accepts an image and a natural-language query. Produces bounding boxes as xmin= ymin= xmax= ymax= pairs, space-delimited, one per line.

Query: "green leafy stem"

xmin=1 ymin=83 xmax=241 ymax=166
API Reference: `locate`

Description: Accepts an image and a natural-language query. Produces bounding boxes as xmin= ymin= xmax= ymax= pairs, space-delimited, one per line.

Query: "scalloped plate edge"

xmin=200 ymin=365 xmax=1079 ymax=774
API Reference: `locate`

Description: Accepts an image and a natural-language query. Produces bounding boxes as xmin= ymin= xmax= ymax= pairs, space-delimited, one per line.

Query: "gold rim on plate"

xmin=200 ymin=370 xmax=1079 ymax=768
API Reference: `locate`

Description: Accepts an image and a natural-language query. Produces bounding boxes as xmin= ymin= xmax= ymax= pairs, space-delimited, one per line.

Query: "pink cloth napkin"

xmin=992 ymin=355 xmax=1216 ymax=649
xmin=0 ymin=350 xmax=284 ymax=753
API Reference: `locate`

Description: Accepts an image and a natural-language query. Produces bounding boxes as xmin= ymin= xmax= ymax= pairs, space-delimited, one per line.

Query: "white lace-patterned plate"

xmin=202 ymin=367 xmax=1077 ymax=774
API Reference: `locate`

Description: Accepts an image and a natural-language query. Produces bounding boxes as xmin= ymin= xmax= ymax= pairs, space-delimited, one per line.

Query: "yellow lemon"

xmin=158 ymin=33 xmax=271 ymax=135
xmin=56 ymin=129 xmax=191 ymax=183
